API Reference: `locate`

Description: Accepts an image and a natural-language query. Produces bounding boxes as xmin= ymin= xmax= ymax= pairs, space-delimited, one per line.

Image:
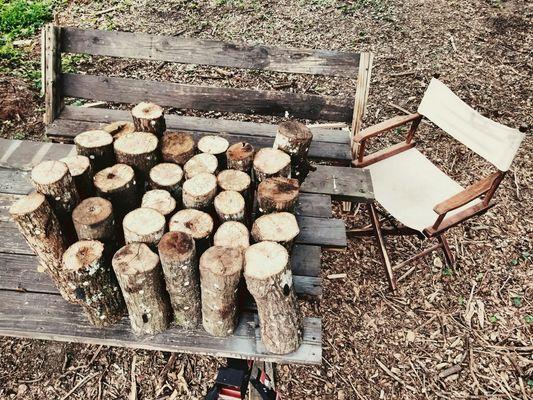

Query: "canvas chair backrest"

xmin=417 ymin=78 xmax=525 ymax=171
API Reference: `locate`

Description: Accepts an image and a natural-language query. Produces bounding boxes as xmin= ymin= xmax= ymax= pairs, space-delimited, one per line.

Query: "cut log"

xmin=62 ymin=240 xmax=125 ymax=326
xmin=182 ymin=173 xmax=217 ymax=211
xmin=72 ymin=197 xmax=117 ymax=251
xmin=93 ymin=164 xmax=140 ymax=222
xmin=158 ymin=231 xmax=201 ymax=329
xmin=213 ymin=221 xmax=249 ymax=251
xmin=30 ymin=160 xmax=79 ymax=243
xmin=148 ymin=162 xmax=183 ymax=201
xmin=183 ymin=153 xmax=218 ymax=179
xmin=74 ymin=130 xmax=115 ymax=172
xmin=9 ymin=192 xmax=72 ymax=301
xmin=226 ymin=142 xmax=254 ymax=173
xmin=169 ymin=209 xmax=213 ymax=256
xmin=199 ymin=246 xmax=243 ymax=337
xmin=252 ymin=148 xmax=291 ymax=183
xmin=123 ymin=207 xmax=166 ymax=248
xmin=217 ymin=169 xmax=251 ymax=196
xmin=244 ymin=241 xmax=302 ymax=354
xmin=274 ymin=121 xmax=313 ymax=183
xmin=251 ymin=212 xmax=299 ymax=251
xmin=142 ymin=189 xmax=176 ymax=219
xmin=103 ymin=120 xmax=136 ymax=140
xmin=214 ymin=190 xmax=245 ymax=223
xmin=257 ymin=177 xmax=300 ymax=214
xmin=113 ymin=131 xmax=159 ymax=182
xmin=131 ymin=102 xmax=166 ymax=137
xmin=59 ymin=154 xmax=94 ymax=199
xmin=162 ymin=131 xmax=196 ymax=165
xmin=112 ymin=242 xmax=171 ymax=335
xmin=198 ymin=135 xmax=229 ymax=170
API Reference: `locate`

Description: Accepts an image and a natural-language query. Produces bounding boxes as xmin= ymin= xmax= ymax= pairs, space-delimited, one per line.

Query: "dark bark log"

xmin=131 ymin=102 xmax=166 ymax=138
xmin=60 ymin=154 xmax=94 ymax=199
xmin=74 ymin=129 xmax=115 ymax=172
xmin=226 ymin=142 xmax=254 ymax=173
xmin=161 ymin=131 xmax=196 ymax=165
xmin=257 ymin=177 xmax=299 ymax=214
xmin=169 ymin=209 xmax=213 ymax=256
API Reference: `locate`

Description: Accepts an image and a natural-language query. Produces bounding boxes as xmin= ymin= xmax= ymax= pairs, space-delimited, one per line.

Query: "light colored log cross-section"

xmin=62 ymin=240 xmax=125 ymax=327
xmin=72 ymin=197 xmax=116 ymax=248
xmin=112 ymin=242 xmax=171 ymax=335
xmin=114 ymin=131 xmax=159 ymax=180
xmin=257 ymin=177 xmax=299 ymax=214
xmin=245 ymin=241 xmax=302 ymax=354
xmin=74 ymin=130 xmax=115 ymax=172
xmin=131 ymin=102 xmax=166 ymax=137
xmin=214 ymin=190 xmax=245 ymax=223
xmin=103 ymin=120 xmax=135 ymax=140
xmin=184 ymin=153 xmax=218 ymax=179
xmin=169 ymin=209 xmax=214 ymax=256
xmin=142 ymin=189 xmax=176 ymax=219
xmin=182 ymin=173 xmax=217 ymax=210
xmin=252 ymin=212 xmax=300 ymax=251
xmin=158 ymin=231 xmax=201 ymax=329
xmin=200 ymin=246 xmax=243 ymax=337
xmin=161 ymin=131 xmax=196 ymax=166
xmin=149 ymin=163 xmax=183 ymax=201
xmin=123 ymin=207 xmax=166 ymax=248
xmin=213 ymin=221 xmax=249 ymax=251
xmin=198 ymin=135 xmax=229 ymax=170
xmin=274 ymin=121 xmax=313 ymax=183
xmin=253 ymin=148 xmax=291 ymax=183
xmin=226 ymin=142 xmax=254 ymax=173
xmin=217 ymin=169 xmax=251 ymax=195
xmin=59 ymin=154 xmax=94 ymax=199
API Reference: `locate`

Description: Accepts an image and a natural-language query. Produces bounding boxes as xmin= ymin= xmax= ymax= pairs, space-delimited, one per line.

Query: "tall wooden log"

xmin=93 ymin=164 xmax=140 ymax=222
xmin=214 ymin=190 xmax=245 ymax=223
xmin=158 ymin=231 xmax=201 ymax=329
xmin=199 ymin=246 xmax=243 ymax=337
xmin=149 ymin=162 xmax=184 ymax=201
xmin=182 ymin=173 xmax=218 ymax=211
xmin=114 ymin=131 xmax=159 ymax=182
xmin=183 ymin=153 xmax=218 ymax=179
xmin=131 ymin=102 xmax=166 ymax=137
xmin=103 ymin=120 xmax=136 ymax=141
xmin=213 ymin=221 xmax=249 ymax=251
xmin=198 ymin=135 xmax=229 ymax=170
xmin=217 ymin=169 xmax=252 ymax=225
xmin=30 ymin=160 xmax=79 ymax=243
xmin=274 ymin=121 xmax=314 ymax=183
xmin=226 ymin=142 xmax=254 ymax=173
xmin=257 ymin=177 xmax=299 ymax=214
xmin=252 ymin=148 xmax=291 ymax=183
xmin=123 ymin=207 xmax=166 ymax=248
xmin=60 ymin=155 xmax=94 ymax=199
xmin=169 ymin=209 xmax=213 ymax=256
xmin=62 ymin=240 xmax=125 ymax=326
xmin=244 ymin=241 xmax=302 ymax=354
xmin=72 ymin=197 xmax=117 ymax=251
xmin=112 ymin=242 xmax=171 ymax=335
xmin=142 ymin=189 xmax=176 ymax=219
xmin=9 ymin=192 xmax=72 ymax=302
xmin=251 ymin=212 xmax=299 ymax=251
xmin=74 ymin=130 xmax=115 ymax=172
xmin=162 ymin=131 xmax=196 ymax=165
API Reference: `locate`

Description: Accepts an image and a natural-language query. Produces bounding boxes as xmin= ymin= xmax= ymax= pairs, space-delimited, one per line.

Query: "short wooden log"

xmin=182 ymin=173 xmax=218 ymax=211
xmin=226 ymin=142 xmax=254 ymax=173
xmin=149 ymin=162 xmax=183 ymax=201
xmin=9 ymin=192 xmax=72 ymax=301
xmin=112 ymin=243 xmax=171 ymax=335
xmin=123 ymin=207 xmax=166 ymax=248
xmin=60 ymin=154 xmax=94 ymax=199
xmin=244 ymin=241 xmax=302 ymax=354
xmin=162 ymin=131 xmax=196 ymax=165
xmin=158 ymin=231 xmax=201 ymax=329
xmin=199 ymin=246 xmax=243 ymax=337
xmin=252 ymin=148 xmax=291 ymax=183
xmin=198 ymin=135 xmax=229 ymax=170
xmin=257 ymin=177 xmax=299 ymax=214
xmin=62 ymin=240 xmax=125 ymax=326
xmin=103 ymin=120 xmax=136 ymax=140
xmin=113 ymin=131 xmax=159 ymax=181
xmin=213 ymin=221 xmax=249 ymax=251
xmin=217 ymin=169 xmax=251 ymax=196
xmin=274 ymin=121 xmax=313 ymax=182
xmin=214 ymin=190 xmax=245 ymax=223
xmin=142 ymin=189 xmax=176 ymax=219
xmin=169 ymin=209 xmax=213 ymax=256
xmin=74 ymin=130 xmax=115 ymax=172
xmin=183 ymin=153 xmax=218 ymax=179
xmin=251 ymin=212 xmax=299 ymax=251
xmin=131 ymin=102 xmax=166 ymax=137
xmin=72 ymin=197 xmax=117 ymax=250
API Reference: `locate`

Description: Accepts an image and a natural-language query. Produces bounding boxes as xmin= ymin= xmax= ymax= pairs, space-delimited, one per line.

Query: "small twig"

xmin=88 ymin=345 xmax=104 ymax=366
xmin=390 ymin=70 xmax=416 ymax=77
xmin=327 ymin=273 xmax=347 ymax=280
xmin=129 ymin=355 xmax=137 ymax=400
xmin=93 ymin=6 xmax=119 ymax=16
xmin=60 ymin=373 xmax=99 ymax=400
xmin=375 ymin=358 xmax=417 ymax=392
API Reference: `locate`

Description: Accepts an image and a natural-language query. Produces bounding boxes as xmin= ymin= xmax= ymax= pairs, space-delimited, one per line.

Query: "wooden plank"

xmin=44 ymin=24 xmax=61 ymax=124
xmin=0 ymin=290 xmax=321 ymax=364
xmin=301 ymin=164 xmax=374 ymax=202
xmin=0 ymin=193 xmax=22 ymax=221
xmin=350 ymin=52 xmax=373 ymax=160
xmin=291 ymin=245 xmax=321 ymax=277
xmin=61 ymin=27 xmax=359 ymax=78
xmin=61 ymin=73 xmax=353 ymax=122
xmin=296 ymin=216 xmax=347 ymax=248
xmin=0 ymin=138 xmax=75 ymax=171
xmin=0 ymin=168 xmax=32 ymax=195
xmin=295 ymin=193 xmax=331 ymax=218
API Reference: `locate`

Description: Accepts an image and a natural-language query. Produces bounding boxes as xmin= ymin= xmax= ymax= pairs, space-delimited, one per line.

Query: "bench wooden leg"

xmin=437 ymin=234 xmax=455 ymax=268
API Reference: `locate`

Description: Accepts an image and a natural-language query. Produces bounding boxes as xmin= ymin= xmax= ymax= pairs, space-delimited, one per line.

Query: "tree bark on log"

xmin=149 ymin=163 xmax=183 ymax=202
xmin=214 ymin=190 xmax=245 ymax=223
xmin=142 ymin=189 xmax=176 ymax=220
xmin=123 ymin=207 xmax=166 ymax=248
xmin=217 ymin=169 xmax=252 ymax=225
xmin=131 ymin=102 xmax=166 ymax=138
xmin=169 ymin=209 xmax=213 ymax=256
xmin=114 ymin=132 xmax=159 ymax=182
xmin=251 ymin=212 xmax=299 ymax=251
xmin=252 ymin=148 xmax=291 ymax=183
xmin=103 ymin=120 xmax=136 ymax=141
xmin=9 ymin=192 xmax=73 ymax=302
xmin=72 ymin=197 xmax=117 ymax=251
xmin=199 ymin=246 xmax=243 ymax=337
xmin=198 ymin=135 xmax=229 ymax=170
xmin=30 ymin=160 xmax=80 ymax=243
xmin=226 ymin=142 xmax=254 ymax=173
xmin=213 ymin=221 xmax=249 ymax=251
xmin=182 ymin=173 xmax=217 ymax=211
xmin=244 ymin=241 xmax=302 ymax=354
xmin=112 ymin=243 xmax=171 ymax=335
xmin=274 ymin=121 xmax=314 ymax=183
xmin=62 ymin=240 xmax=125 ymax=326
xmin=162 ymin=131 xmax=196 ymax=165
xmin=183 ymin=153 xmax=218 ymax=179
xmin=60 ymin=155 xmax=94 ymax=199
xmin=257 ymin=177 xmax=299 ymax=214
xmin=158 ymin=231 xmax=201 ymax=329
xmin=74 ymin=130 xmax=115 ymax=172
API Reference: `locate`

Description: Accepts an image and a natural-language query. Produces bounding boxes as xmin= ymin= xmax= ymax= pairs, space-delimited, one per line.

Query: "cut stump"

xmin=182 ymin=173 xmax=217 ymax=211
xmin=123 ymin=207 xmax=166 ymax=248
xmin=214 ymin=190 xmax=245 ymax=223
xmin=226 ymin=142 xmax=254 ymax=173
xmin=169 ymin=209 xmax=213 ymax=256
xmin=198 ymin=135 xmax=229 ymax=170
xmin=103 ymin=120 xmax=136 ymax=141
xmin=183 ymin=153 xmax=218 ymax=179
xmin=114 ymin=131 xmax=159 ymax=181
xmin=257 ymin=177 xmax=300 ymax=214
xmin=142 ymin=189 xmax=176 ymax=219
xmin=149 ymin=163 xmax=183 ymax=202
xmin=253 ymin=148 xmax=291 ymax=183
xmin=251 ymin=212 xmax=299 ymax=251
xmin=162 ymin=132 xmax=196 ymax=165
xmin=72 ymin=197 xmax=117 ymax=250
xmin=60 ymin=155 xmax=94 ymax=199
xmin=131 ymin=102 xmax=166 ymax=137
xmin=74 ymin=130 xmax=115 ymax=172
xmin=213 ymin=221 xmax=249 ymax=251
xmin=274 ymin=121 xmax=313 ymax=183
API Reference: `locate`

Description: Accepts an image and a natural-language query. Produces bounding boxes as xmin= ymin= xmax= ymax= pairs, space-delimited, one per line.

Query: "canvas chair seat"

xmin=366 ymin=148 xmax=480 ymax=234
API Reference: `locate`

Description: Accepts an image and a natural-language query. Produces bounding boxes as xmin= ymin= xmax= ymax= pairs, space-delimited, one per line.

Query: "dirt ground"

xmin=0 ymin=0 xmax=532 ymax=399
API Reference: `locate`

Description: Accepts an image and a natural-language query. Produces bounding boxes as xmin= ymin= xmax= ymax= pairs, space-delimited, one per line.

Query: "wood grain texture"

xmin=296 ymin=216 xmax=347 ymax=248
xmin=61 ymin=27 xmax=359 ymax=77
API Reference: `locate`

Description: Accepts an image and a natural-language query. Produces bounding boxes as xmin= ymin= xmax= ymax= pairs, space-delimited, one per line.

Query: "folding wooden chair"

xmin=349 ymin=78 xmax=525 ymax=291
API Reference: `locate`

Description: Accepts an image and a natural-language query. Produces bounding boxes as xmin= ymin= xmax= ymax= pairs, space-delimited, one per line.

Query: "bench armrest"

xmin=354 ymin=113 xmax=422 ymax=142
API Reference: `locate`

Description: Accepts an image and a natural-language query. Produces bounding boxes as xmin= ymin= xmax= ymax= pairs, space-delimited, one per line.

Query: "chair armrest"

xmin=354 ymin=113 xmax=422 ymax=142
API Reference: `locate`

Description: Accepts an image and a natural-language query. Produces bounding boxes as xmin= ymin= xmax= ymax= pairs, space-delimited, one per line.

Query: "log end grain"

xmin=30 ymin=160 xmax=69 ymax=186
xmin=113 ymin=131 xmax=158 ymax=156
xmin=217 ymin=169 xmax=251 ymax=193
xmin=214 ymin=190 xmax=245 ymax=222
xmin=244 ymin=241 xmax=288 ymax=280
xmin=72 ymin=197 xmax=114 ymax=235
xmin=9 ymin=191 xmax=46 ymax=216
xmin=200 ymin=246 xmax=243 ymax=277
xmin=123 ymin=207 xmax=166 ymax=246
xmin=112 ymin=242 xmax=160 ymax=276
xmin=253 ymin=148 xmax=291 ymax=181
xmin=103 ymin=121 xmax=136 ymax=140
xmin=183 ymin=153 xmax=218 ymax=179
xmin=251 ymin=212 xmax=300 ymax=243
xmin=149 ymin=163 xmax=183 ymax=189
xmin=162 ymin=131 xmax=196 ymax=165
xmin=213 ymin=221 xmax=249 ymax=250
xmin=74 ymin=130 xmax=113 ymax=149
xmin=132 ymin=102 xmax=164 ymax=121
xmin=142 ymin=189 xmax=176 ymax=217
xmin=169 ymin=209 xmax=213 ymax=240
xmin=257 ymin=177 xmax=299 ymax=213
xmin=198 ymin=135 xmax=229 ymax=155
xmin=182 ymin=172 xmax=217 ymax=209
xmin=227 ymin=142 xmax=254 ymax=162
xmin=59 ymin=155 xmax=91 ymax=178
xmin=94 ymin=164 xmax=136 ymax=194
xmin=158 ymin=231 xmax=195 ymax=263
xmin=277 ymin=121 xmax=313 ymax=141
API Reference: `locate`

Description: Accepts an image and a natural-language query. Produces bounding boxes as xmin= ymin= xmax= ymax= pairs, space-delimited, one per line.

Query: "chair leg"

xmin=437 ymin=234 xmax=455 ymax=268
xmin=367 ymin=203 xmax=397 ymax=292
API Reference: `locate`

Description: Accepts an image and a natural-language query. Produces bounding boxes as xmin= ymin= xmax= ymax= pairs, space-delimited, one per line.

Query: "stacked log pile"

xmin=10 ymin=102 xmax=313 ymax=354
